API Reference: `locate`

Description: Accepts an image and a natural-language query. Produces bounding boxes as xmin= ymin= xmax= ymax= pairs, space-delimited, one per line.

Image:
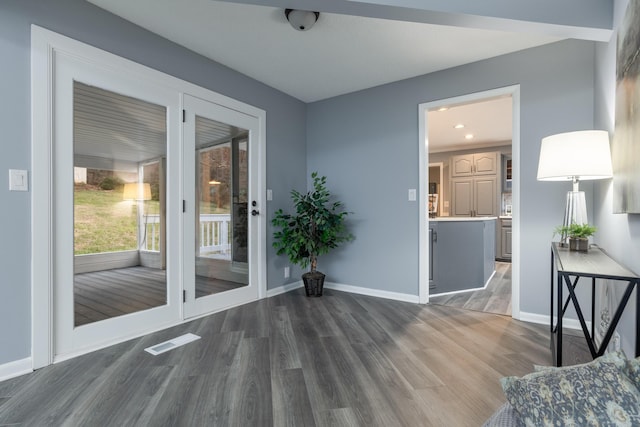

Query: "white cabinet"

xmin=451 ymin=151 xmax=498 ymax=217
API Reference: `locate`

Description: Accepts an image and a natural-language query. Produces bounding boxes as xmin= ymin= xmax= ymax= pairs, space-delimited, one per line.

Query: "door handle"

xmin=251 ymin=209 xmax=259 ymax=216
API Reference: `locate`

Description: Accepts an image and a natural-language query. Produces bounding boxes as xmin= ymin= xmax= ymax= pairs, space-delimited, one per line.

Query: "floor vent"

xmin=145 ymin=333 xmax=201 ymax=356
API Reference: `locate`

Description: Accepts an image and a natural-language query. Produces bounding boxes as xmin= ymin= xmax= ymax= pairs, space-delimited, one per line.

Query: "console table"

xmin=550 ymin=242 xmax=640 ymax=366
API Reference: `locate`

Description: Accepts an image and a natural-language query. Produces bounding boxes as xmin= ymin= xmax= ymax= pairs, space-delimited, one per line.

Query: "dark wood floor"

xmin=74 ymin=266 xmax=245 ymax=326
xmin=0 ymin=288 xmax=566 ymax=426
xmin=430 ymin=262 xmax=512 ymax=316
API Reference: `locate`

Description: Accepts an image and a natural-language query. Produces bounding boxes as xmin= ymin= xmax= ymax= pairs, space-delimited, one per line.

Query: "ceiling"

xmin=428 ymin=96 xmax=513 ymax=153
xmin=83 ymin=0 xmax=610 ymax=152
xmin=87 ymin=0 xmax=563 ymax=103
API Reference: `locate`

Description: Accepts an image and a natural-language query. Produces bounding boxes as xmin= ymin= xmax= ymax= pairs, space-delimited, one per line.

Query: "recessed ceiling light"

xmin=437 ymin=107 xmax=448 ymax=112
xmin=454 ymin=124 xmax=464 ymax=129
xmin=465 ymin=134 xmax=474 ymax=140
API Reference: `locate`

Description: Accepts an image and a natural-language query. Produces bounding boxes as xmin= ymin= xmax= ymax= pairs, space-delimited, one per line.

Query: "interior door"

xmin=52 ymin=48 xmax=181 ymax=359
xmin=182 ymin=95 xmax=261 ymax=318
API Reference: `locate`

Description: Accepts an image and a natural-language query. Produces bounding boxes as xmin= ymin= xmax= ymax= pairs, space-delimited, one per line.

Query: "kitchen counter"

xmin=430 ymin=216 xmax=497 ymax=222
xmin=429 ymin=218 xmax=496 ymax=295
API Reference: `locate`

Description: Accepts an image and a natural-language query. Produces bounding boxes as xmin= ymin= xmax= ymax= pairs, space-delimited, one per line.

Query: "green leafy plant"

xmin=554 ymin=223 xmax=597 ymax=239
xmin=272 ymin=172 xmax=353 ymax=272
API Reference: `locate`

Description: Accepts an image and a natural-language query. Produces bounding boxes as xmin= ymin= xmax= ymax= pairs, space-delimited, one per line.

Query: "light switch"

xmin=267 ymin=189 xmax=273 ymax=201
xmin=9 ymin=169 xmax=28 ymax=192
xmin=408 ymin=189 xmax=416 ymax=201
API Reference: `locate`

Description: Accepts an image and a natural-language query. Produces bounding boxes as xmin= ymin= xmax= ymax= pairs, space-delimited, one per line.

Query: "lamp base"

xmin=560 ymin=190 xmax=588 ymax=245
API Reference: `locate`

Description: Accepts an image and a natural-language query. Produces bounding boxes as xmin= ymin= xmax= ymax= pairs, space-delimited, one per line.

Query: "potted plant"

xmin=272 ymin=172 xmax=353 ymax=296
xmin=554 ymin=223 xmax=597 ymax=252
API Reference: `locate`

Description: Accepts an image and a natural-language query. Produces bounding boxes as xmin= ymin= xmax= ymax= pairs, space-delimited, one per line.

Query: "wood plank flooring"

xmin=430 ymin=262 xmax=512 ymax=316
xmin=0 ymin=288 xmax=562 ymax=426
xmin=74 ymin=266 xmax=245 ymax=326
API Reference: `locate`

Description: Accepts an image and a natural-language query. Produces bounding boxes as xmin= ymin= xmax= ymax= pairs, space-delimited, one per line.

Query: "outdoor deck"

xmin=74 ymin=266 xmax=245 ymax=326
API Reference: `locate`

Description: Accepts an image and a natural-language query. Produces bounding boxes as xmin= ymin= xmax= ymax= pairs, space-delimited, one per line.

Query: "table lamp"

xmin=536 ymin=130 xmax=613 ymax=245
xmin=123 ymin=182 xmax=152 ymax=201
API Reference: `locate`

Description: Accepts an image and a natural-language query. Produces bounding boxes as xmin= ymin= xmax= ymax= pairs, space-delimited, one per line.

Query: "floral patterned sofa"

xmin=483 ymin=352 xmax=640 ymax=426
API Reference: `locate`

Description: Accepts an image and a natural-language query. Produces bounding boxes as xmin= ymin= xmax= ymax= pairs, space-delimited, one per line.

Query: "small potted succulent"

xmin=272 ymin=172 xmax=353 ymax=296
xmin=554 ymin=223 xmax=597 ymax=252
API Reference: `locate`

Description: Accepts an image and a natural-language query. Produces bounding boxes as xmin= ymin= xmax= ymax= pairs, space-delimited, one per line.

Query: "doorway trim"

xmin=418 ymin=85 xmax=521 ymax=319
xmin=31 ymin=25 xmax=266 ymax=369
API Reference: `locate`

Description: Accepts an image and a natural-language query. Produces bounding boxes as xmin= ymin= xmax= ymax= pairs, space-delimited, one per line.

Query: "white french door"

xmin=32 ymin=27 xmax=266 ymax=367
xmin=50 ymin=46 xmax=182 ymax=360
xmin=182 ymin=95 xmax=262 ymax=318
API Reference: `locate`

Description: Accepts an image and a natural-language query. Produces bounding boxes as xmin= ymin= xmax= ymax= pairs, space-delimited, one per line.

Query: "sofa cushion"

xmin=500 ymin=352 xmax=640 ymax=426
xmin=627 ymin=356 xmax=640 ymax=389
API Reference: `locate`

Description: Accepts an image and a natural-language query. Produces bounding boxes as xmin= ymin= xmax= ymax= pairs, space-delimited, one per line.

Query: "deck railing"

xmin=142 ymin=214 xmax=231 ymax=258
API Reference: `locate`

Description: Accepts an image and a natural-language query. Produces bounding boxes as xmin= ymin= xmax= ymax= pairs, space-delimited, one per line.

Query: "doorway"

xmin=418 ymin=86 xmax=520 ymax=319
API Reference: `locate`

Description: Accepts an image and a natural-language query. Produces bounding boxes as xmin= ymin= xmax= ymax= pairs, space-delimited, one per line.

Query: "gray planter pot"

xmin=569 ymin=237 xmax=589 ymax=252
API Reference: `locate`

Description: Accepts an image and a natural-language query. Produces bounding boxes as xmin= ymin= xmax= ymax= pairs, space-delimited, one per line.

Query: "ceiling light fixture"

xmin=454 ymin=124 xmax=465 ymax=129
xmin=285 ymin=9 xmax=320 ymax=31
xmin=465 ymin=134 xmax=474 ymax=139
xmin=437 ymin=107 xmax=449 ymax=112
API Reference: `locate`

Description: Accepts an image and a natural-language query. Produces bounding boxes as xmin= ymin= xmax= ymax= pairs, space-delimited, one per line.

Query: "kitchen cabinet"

xmin=451 ymin=176 xmax=497 ymax=217
xmin=451 ymin=152 xmax=497 ymax=177
xmin=502 ymin=154 xmax=512 ymax=193
xmin=429 ymin=218 xmax=496 ymax=294
xmin=429 ymin=226 xmax=436 ymax=289
xmin=450 ymin=151 xmax=498 ymax=217
xmin=501 ymin=218 xmax=512 ymax=259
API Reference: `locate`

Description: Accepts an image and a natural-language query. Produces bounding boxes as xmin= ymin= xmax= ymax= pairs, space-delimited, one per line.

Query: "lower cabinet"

xmin=499 ymin=218 xmax=512 ymax=260
xmin=429 ymin=219 xmax=496 ymax=294
xmin=429 ymin=226 xmax=437 ymax=290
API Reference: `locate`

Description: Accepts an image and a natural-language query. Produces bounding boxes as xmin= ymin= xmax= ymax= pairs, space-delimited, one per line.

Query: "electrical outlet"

xmin=284 ymin=266 xmax=290 ymax=279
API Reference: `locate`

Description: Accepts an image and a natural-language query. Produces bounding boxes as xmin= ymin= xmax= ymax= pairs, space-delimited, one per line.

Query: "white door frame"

xmin=418 ymin=85 xmax=521 ymax=320
xmin=31 ymin=26 xmax=266 ymax=368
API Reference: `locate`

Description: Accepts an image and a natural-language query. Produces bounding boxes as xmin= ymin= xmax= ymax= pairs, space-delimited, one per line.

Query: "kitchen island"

xmin=429 ymin=217 xmax=496 ymax=294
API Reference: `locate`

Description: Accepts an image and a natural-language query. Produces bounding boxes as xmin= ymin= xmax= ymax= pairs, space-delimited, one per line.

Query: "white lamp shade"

xmin=123 ymin=182 xmax=152 ymax=201
xmin=537 ymin=130 xmax=613 ymax=181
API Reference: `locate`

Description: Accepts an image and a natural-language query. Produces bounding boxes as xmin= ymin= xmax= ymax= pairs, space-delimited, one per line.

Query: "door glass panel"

xmin=73 ymin=82 xmax=167 ymax=327
xmin=195 ymin=115 xmax=248 ymax=298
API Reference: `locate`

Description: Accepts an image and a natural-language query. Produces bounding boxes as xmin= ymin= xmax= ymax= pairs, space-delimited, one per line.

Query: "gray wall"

xmin=594 ymin=0 xmax=639 ymax=356
xmin=307 ymin=40 xmax=597 ymax=309
xmin=0 ymin=0 xmax=307 ymax=365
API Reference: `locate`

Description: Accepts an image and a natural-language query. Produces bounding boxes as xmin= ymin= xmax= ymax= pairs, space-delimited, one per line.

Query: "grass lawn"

xmin=74 ymin=186 xmax=228 ymax=255
xmin=74 ymin=187 xmax=140 ymax=254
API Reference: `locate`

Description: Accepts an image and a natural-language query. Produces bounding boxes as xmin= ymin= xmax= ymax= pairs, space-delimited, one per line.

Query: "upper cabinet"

xmin=502 ymin=154 xmax=512 ymax=192
xmin=451 ymin=152 xmax=498 ymax=177
xmin=450 ymin=151 xmax=499 ymax=217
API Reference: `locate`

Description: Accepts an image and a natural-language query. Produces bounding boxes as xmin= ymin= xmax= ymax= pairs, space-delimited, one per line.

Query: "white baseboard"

xmin=266 ymin=280 xmax=303 ymax=298
xmin=325 ymin=282 xmax=420 ymax=303
xmin=519 ymin=311 xmax=591 ymax=332
xmin=267 ymin=280 xmax=419 ymax=303
xmin=0 ymin=357 xmax=32 ymax=382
